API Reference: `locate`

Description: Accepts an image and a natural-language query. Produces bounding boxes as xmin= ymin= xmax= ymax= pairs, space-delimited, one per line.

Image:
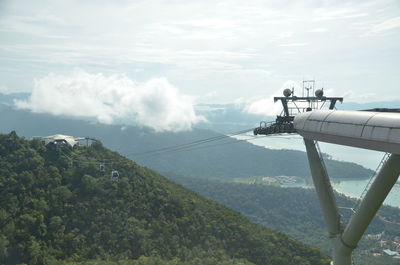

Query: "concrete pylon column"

xmin=339 ymin=154 xmax=400 ymax=254
xmin=304 ymin=138 xmax=400 ymax=265
xmin=304 ymin=139 xmax=342 ymax=237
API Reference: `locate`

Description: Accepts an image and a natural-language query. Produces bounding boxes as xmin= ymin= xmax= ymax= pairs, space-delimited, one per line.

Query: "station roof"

xmin=35 ymin=134 xmax=84 ymax=147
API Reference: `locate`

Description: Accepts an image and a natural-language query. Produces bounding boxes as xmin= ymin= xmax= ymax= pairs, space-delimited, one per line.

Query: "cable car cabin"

xmin=111 ymin=170 xmax=119 ymax=181
xmin=99 ymin=164 xmax=105 ymax=173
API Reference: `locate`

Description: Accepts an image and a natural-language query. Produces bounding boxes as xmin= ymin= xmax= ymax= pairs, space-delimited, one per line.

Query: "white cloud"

xmin=313 ymin=8 xmax=368 ymax=21
xmin=0 ymin=85 xmax=15 ymax=94
xmin=279 ymin=42 xmax=308 ymax=47
xmin=177 ymin=18 xmax=237 ymax=30
xmin=343 ymin=91 xmax=378 ymax=103
xmin=244 ymin=80 xmax=301 ymax=116
xmin=1 ymin=0 xmax=400 ymax=103
xmin=308 ymin=27 xmax=327 ymax=33
xmin=15 ymin=71 xmax=204 ymax=132
xmin=278 ymin=31 xmax=294 ymax=39
xmin=245 ymin=97 xmax=280 ymax=116
xmin=371 ymin=16 xmax=400 ymax=33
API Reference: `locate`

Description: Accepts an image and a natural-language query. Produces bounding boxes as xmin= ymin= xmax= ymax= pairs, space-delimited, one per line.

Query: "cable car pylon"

xmin=253 ymin=80 xmax=400 ymax=265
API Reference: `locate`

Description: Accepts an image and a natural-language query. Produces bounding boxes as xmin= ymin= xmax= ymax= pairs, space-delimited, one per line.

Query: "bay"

xmin=233 ymin=133 xmax=400 ymax=208
xmin=332 ymin=179 xmax=400 ymax=208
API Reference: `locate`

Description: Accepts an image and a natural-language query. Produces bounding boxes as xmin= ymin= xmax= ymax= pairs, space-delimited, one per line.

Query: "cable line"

xmin=124 ymin=127 xmax=257 ymax=157
xmin=58 ymin=124 xmax=297 ymax=162
xmin=131 ymin=134 xmax=294 ymax=158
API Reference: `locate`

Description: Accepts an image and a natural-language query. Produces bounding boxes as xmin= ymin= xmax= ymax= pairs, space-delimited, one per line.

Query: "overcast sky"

xmin=1 ymin=0 xmax=399 ymax=130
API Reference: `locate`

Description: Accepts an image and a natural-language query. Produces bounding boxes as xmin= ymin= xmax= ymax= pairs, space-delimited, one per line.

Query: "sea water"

xmin=331 ymin=179 xmax=400 ymax=208
xmin=233 ymin=133 xmax=400 ymax=208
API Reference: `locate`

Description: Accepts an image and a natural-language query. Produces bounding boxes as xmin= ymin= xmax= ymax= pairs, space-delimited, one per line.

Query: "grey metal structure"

xmin=295 ymin=111 xmax=400 ymax=265
xmin=254 ymin=80 xmax=343 ymax=135
xmin=294 ymin=110 xmax=400 ymax=154
xmin=253 ymin=82 xmax=400 ymax=264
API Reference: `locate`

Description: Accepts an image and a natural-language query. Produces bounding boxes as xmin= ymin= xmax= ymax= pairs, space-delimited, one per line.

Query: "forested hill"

xmin=170 ymin=175 xmax=400 ymax=265
xmin=0 ymin=104 xmax=373 ymax=180
xmin=0 ymin=132 xmax=329 ymax=265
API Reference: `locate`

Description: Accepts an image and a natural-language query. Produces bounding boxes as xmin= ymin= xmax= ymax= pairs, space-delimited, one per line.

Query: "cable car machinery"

xmin=253 ymin=80 xmax=343 ymax=136
xmin=252 ymin=80 xmax=400 ymax=265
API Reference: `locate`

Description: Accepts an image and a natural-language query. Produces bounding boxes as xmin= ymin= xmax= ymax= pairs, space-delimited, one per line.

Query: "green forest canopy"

xmin=0 ymin=132 xmax=329 ymax=265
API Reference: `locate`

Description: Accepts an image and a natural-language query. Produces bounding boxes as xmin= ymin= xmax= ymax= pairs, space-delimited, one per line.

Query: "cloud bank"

xmin=15 ymin=71 xmax=203 ymax=132
xmin=244 ymin=80 xmax=301 ymax=116
xmin=2 ymin=0 xmax=400 ymax=102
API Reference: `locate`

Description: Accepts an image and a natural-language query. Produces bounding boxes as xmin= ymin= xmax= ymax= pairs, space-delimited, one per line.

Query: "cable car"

xmin=111 ymin=170 xmax=119 ymax=181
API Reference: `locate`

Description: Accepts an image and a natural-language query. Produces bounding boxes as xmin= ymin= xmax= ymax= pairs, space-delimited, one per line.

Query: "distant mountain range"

xmin=0 ymin=102 xmax=373 ymax=180
xmin=3 ymin=92 xmax=398 ymax=134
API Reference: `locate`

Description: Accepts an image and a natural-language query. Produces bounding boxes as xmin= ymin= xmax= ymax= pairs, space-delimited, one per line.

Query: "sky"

xmin=1 ymin=0 xmax=400 ymax=130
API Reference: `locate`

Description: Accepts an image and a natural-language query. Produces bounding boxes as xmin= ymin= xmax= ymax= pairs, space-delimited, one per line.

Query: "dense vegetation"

xmin=0 ymin=103 xmax=373 ymax=181
xmin=0 ymin=132 xmax=329 ymax=265
xmin=169 ymin=175 xmax=400 ymax=265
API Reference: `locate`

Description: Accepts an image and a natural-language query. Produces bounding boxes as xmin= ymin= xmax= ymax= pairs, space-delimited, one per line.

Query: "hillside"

xmin=0 ymin=103 xmax=373 ymax=180
xmin=0 ymin=132 xmax=329 ymax=265
xmin=170 ymin=175 xmax=400 ymax=264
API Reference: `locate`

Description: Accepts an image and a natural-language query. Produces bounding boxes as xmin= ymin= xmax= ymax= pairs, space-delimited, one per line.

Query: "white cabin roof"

xmin=35 ymin=134 xmax=83 ymax=147
xmin=383 ymin=249 xmax=399 ymax=256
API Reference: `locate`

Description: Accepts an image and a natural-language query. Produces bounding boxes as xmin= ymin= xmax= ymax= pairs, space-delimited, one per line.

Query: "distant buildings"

xmin=366 ymin=232 xmax=384 ymax=240
xmin=381 ymin=243 xmax=400 ymax=259
xmin=261 ymin=177 xmax=278 ymax=184
xmin=33 ymin=134 xmax=100 ymax=149
xmin=34 ymin=134 xmax=84 ymax=148
xmin=383 ymin=248 xmax=399 ymax=256
xmin=367 ymin=233 xmax=400 ymax=259
xmin=260 ymin=175 xmax=304 ymax=187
